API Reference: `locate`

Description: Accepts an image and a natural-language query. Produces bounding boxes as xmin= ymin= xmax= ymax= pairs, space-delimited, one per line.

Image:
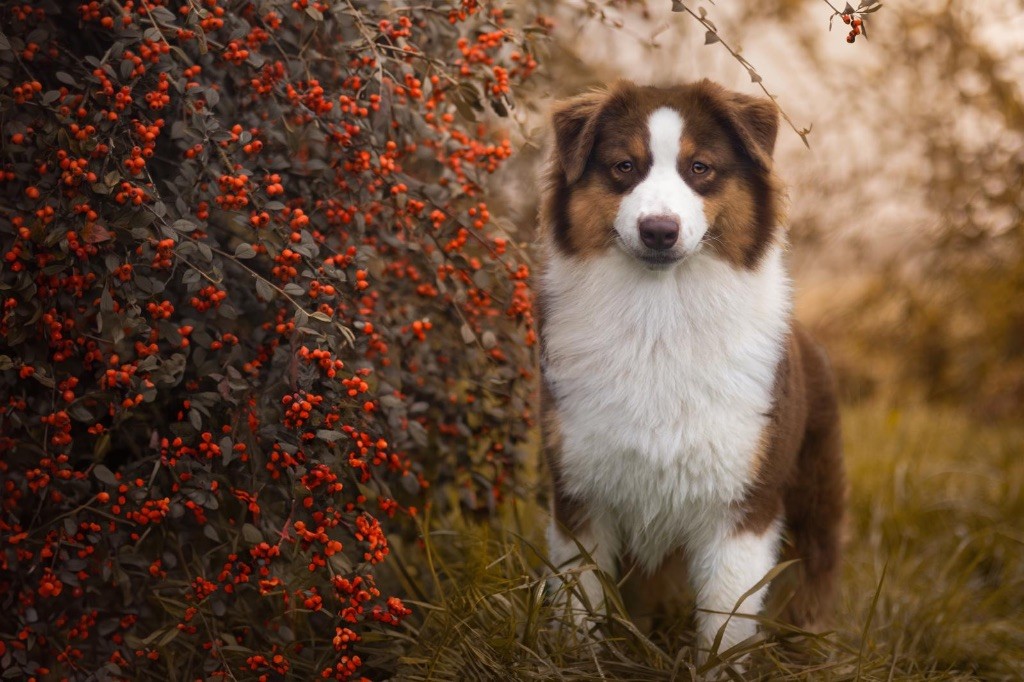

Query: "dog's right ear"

xmin=551 ymin=91 xmax=606 ymax=185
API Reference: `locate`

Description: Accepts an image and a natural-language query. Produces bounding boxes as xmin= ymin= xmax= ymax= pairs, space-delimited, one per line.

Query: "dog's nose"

xmin=638 ymin=216 xmax=680 ymax=251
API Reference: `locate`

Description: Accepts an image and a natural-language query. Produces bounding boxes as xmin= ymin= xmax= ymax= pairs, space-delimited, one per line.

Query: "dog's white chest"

xmin=542 ymin=247 xmax=791 ymax=567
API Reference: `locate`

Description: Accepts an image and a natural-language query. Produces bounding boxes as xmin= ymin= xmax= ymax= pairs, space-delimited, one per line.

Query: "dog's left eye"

xmin=615 ymin=160 xmax=634 ymax=173
xmin=691 ymin=161 xmax=710 ymax=174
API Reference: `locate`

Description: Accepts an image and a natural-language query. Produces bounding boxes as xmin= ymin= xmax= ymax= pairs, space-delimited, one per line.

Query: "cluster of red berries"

xmin=842 ymin=14 xmax=865 ymax=43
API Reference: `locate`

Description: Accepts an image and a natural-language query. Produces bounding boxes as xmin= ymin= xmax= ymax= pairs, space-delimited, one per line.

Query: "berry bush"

xmin=0 ymin=1 xmax=542 ymax=678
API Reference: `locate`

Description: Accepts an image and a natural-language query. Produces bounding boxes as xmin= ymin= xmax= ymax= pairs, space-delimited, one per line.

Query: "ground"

xmin=384 ymin=401 xmax=1024 ymax=681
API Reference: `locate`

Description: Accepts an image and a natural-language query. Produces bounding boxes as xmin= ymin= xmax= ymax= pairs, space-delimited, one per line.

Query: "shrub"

xmin=0 ymin=1 xmax=543 ymax=678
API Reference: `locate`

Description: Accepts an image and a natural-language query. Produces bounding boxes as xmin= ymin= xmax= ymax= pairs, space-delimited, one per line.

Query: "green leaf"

xmin=93 ymin=465 xmax=117 ymax=485
xmin=69 ymin=404 xmax=94 ymax=422
xmin=93 ymin=433 xmax=111 ymax=461
xmin=255 ymin=278 xmax=275 ymax=301
xmin=156 ymin=627 xmax=180 ymax=647
xmin=234 ymin=243 xmax=256 ymax=259
xmin=32 ymin=372 xmax=54 ymax=388
xmin=242 ymin=523 xmax=262 ymax=544
xmin=101 ymin=288 xmax=114 ymax=313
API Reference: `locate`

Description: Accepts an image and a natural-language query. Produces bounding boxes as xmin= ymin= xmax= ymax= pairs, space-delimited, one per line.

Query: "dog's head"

xmin=543 ymin=80 xmax=782 ymax=271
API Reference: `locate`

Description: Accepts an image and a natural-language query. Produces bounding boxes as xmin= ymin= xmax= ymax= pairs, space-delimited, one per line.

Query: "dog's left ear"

xmin=551 ymin=90 xmax=607 ymax=185
xmin=698 ymin=80 xmax=780 ymax=171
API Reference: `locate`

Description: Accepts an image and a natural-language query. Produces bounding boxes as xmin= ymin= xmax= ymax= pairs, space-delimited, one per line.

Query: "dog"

xmin=537 ymin=80 xmax=845 ymax=656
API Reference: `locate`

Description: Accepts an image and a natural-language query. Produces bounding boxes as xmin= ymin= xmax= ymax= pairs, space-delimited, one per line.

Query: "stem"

xmin=673 ymin=2 xmax=813 ymax=147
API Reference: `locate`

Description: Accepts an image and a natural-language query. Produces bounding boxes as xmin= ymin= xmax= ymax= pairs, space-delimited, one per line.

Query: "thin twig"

xmin=672 ymin=2 xmax=813 ymax=147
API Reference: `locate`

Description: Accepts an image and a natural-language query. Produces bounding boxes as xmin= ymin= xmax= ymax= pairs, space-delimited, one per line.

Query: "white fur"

xmin=543 ymin=243 xmax=791 ymax=559
xmin=613 ymin=108 xmax=708 ymax=259
xmin=542 ymin=243 xmax=791 ymax=647
xmin=690 ymin=520 xmax=783 ymax=653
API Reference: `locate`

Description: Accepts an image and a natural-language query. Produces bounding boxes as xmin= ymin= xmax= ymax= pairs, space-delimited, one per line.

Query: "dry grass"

xmin=381 ymin=401 xmax=1024 ymax=680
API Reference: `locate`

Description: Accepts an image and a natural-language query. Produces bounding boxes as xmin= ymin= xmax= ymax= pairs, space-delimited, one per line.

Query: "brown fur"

xmin=541 ymin=79 xmax=783 ymax=270
xmin=701 ymin=176 xmax=761 ymax=268
xmin=564 ymin=180 xmax=622 ymax=258
xmin=776 ymin=326 xmax=846 ymax=627
xmin=736 ymin=324 xmax=846 ymax=628
xmin=620 ymin=548 xmax=694 ymax=633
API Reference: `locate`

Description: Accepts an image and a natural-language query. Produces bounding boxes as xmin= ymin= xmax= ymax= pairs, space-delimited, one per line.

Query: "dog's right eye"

xmin=614 ymin=160 xmax=634 ymax=173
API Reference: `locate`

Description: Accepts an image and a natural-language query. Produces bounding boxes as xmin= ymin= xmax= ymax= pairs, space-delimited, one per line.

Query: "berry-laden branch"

xmin=825 ymin=1 xmax=884 ymax=43
xmin=0 ymin=1 xmax=545 ymax=679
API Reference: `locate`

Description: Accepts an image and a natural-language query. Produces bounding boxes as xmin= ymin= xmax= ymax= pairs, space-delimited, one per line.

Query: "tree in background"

xmin=763 ymin=0 xmax=1024 ymax=418
xmin=0 ymin=1 xmax=543 ymax=678
xmin=861 ymin=2 xmax=1024 ymax=417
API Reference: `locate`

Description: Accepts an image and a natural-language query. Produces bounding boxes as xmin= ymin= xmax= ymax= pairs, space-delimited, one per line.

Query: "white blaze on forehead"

xmin=612 ymin=106 xmax=709 ymax=257
xmin=648 ymin=107 xmax=684 ymax=169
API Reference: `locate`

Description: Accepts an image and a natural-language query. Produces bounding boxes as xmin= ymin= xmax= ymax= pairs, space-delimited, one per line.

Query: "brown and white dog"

xmin=537 ymin=80 xmax=845 ymax=654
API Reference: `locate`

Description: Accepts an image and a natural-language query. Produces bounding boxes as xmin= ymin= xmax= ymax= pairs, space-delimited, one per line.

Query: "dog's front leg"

xmin=688 ymin=520 xmax=782 ymax=658
xmin=546 ymin=515 xmax=620 ymax=628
